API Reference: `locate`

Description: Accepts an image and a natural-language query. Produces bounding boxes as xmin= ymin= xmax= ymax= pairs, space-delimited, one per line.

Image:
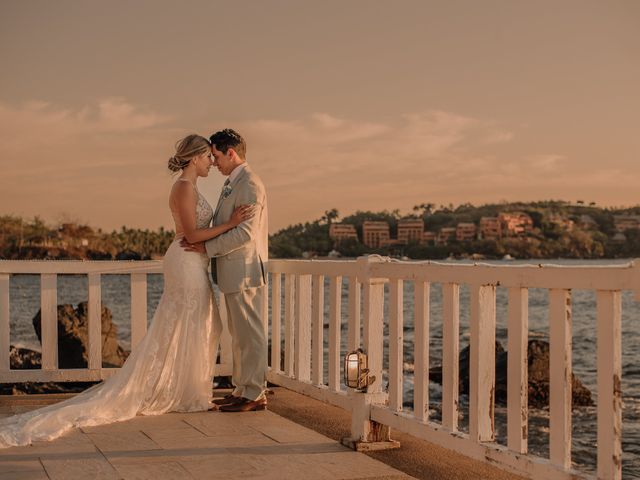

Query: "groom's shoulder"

xmin=244 ymin=167 xmax=265 ymax=190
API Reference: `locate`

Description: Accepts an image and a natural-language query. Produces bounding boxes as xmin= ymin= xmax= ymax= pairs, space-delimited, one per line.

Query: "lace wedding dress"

xmin=0 ymin=180 xmax=221 ymax=448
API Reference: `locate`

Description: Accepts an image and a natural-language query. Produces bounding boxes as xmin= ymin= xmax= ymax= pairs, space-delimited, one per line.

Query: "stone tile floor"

xmin=0 ymin=409 xmax=413 ymax=480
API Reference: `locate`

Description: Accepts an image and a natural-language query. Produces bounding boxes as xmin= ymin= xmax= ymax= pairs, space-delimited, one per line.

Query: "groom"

xmin=188 ymin=128 xmax=269 ymax=412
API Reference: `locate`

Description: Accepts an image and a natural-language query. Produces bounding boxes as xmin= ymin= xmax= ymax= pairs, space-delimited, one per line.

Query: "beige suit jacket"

xmin=205 ymin=165 xmax=268 ymax=294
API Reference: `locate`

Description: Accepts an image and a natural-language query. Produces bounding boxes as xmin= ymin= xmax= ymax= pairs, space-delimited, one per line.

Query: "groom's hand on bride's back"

xmin=180 ymin=238 xmax=206 ymax=253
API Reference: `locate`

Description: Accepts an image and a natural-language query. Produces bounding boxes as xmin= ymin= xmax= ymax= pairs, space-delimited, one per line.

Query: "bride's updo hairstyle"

xmin=168 ymin=134 xmax=211 ymax=172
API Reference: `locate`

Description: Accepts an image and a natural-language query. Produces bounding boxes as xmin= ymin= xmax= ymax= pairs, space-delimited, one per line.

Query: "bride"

xmin=0 ymin=134 xmax=252 ymax=448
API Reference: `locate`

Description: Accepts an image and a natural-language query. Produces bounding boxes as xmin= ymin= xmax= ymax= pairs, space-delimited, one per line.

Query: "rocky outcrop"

xmin=2 ymin=345 xmax=96 ymax=395
xmin=9 ymin=345 xmax=41 ymax=369
xmin=428 ymin=339 xmax=593 ymax=408
xmin=32 ymin=302 xmax=128 ymax=368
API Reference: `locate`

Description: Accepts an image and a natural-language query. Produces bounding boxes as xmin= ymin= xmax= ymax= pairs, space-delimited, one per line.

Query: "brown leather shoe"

xmin=211 ymin=394 xmax=242 ymax=407
xmin=219 ymin=397 xmax=267 ymax=412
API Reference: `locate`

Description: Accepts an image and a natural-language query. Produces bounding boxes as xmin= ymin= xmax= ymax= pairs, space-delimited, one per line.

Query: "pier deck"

xmin=1 ymin=388 xmax=525 ymax=480
xmin=0 ymin=393 xmax=409 ymax=480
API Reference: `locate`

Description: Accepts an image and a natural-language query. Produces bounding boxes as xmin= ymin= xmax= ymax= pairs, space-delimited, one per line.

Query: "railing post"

xmin=343 ymin=256 xmax=399 ymax=452
xmin=442 ymin=282 xmax=460 ymax=432
xmin=218 ymin=293 xmax=233 ymax=374
xmin=284 ymin=274 xmax=295 ymax=376
xmin=413 ymin=280 xmax=430 ymax=422
xmin=469 ymin=284 xmax=496 ymax=442
xmin=347 ymin=277 xmax=361 ymax=351
xmin=87 ymin=273 xmax=102 ymax=370
xmin=549 ymin=289 xmax=572 ymax=470
xmin=311 ymin=274 xmax=324 ymax=385
xmin=41 ymin=274 xmax=58 ymax=370
xmin=130 ymin=273 xmax=147 ymax=350
xmin=328 ymin=276 xmax=342 ymax=391
xmin=388 ymin=278 xmax=403 ymax=412
xmin=270 ymin=273 xmax=282 ymax=372
xmin=597 ymin=290 xmax=622 ymax=480
xmin=294 ymin=274 xmax=311 ymax=382
xmin=0 ymin=274 xmax=9 ymax=372
xmin=507 ymin=287 xmax=528 ymax=454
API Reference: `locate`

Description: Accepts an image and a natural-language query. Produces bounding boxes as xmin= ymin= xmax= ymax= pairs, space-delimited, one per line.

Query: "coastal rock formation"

xmin=9 ymin=345 xmax=41 ymax=369
xmin=3 ymin=345 xmax=97 ymax=395
xmin=32 ymin=302 xmax=128 ymax=368
xmin=428 ymin=339 xmax=593 ymax=408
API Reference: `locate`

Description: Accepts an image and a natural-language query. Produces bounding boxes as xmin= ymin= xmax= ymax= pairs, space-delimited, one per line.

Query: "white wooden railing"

xmin=1 ymin=257 xmax=637 ymax=479
xmin=266 ymin=256 xmax=639 ymax=480
xmin=0 ymin=260 xmax=233 ymax=383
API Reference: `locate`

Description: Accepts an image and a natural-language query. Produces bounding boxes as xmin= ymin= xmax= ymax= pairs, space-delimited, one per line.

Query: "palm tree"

xmin=322 ymin=209 xmax=340 ymax=225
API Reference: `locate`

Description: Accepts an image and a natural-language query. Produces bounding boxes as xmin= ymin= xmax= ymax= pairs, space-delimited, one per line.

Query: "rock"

xmin=524 ymin=339 xmax=593 ymax=408
xmin=0 ymin=381 xmax=97 ymax=395
xmin=2 ymin=345 xmax=98 ymax=395
xmin=115 ymin=250 xmax=141 ymax=260
xmin=9 ymin=345 xmax=41 ymax=369
xmin=32 ymin=301 xmax=128 ymax=368
xmin=428 ymin=339 xmax=593 ymax=408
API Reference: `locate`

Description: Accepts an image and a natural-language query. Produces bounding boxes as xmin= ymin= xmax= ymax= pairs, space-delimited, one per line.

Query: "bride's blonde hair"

xmin=168 ymin=134 xmax=210 ymax=172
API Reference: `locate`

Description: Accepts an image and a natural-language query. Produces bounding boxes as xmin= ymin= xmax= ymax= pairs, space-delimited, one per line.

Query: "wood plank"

xmin=549 ymin=289 xmax=572 ymax=470
xmin=0 ymin=260 xmax=163 ymax=275
xmin=130 ymin=273 xmax=147 ymax=350
xmin=267 ymin=370 xmax=354 ymax=412
xmin=413 ymin=280 xmax=430 ymax=422
xmin=0 ymin=274 xmax=9 ymax=371
xmin=366 ymin=260 xmax=640 ymax=291
xmin=1 ymin=258 xmax=639 ymax=292
xmin=87 ymin=273 xmax=102 ymax=370
xmin=261 ymin=274 xmax=269 ymax=338
xmin=442 ymin=283 xmax=460 ymax=431
xmin=218 ymin=293 xmax=233 ymax=369
xmin=270 ymin=273 xmax=282 ymax=372
xmin=347 ymin=277 xmax=361 ymax=350
xmin=363 ymin=279 xmax=385 ymax=394
xmin=597 ymin=290 xmax=622 ymax=480
xmin=284 ymin=274 xmax=295 ymax=376
xmin=371 ymin=406 xmax=587 ymax=480
xmin=328 ymin=276 xmax=342 ymax=392
xmin=41 ymin=273 xmax=58 ymax=370
xmin=388 ymin=279 xmax=404 ymax=412
xmin=294 ymin=274 xmax=312 ymax=382
xmin=507 ymin=287 xmax=528 ymax=454
xmin=469 ymin=285 xmax=496 ymax=442
xmin=311 ymin=274 xmax=325 ymax=385
xmin=266 ymin=260 xmax=359 ymax=278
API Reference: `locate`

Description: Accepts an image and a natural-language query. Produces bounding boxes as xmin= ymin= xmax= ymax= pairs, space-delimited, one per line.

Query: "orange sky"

xmin=1 ymin=1 xmax=639 ymax=233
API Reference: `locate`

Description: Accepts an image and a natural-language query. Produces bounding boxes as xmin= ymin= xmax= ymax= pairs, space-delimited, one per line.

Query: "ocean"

xmin=6 ymin=259 xmax=639 ymax=477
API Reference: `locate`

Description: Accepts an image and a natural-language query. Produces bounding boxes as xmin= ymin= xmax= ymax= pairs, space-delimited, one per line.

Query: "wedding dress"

xmin=0 ymin=179 xmax=221 ymax=448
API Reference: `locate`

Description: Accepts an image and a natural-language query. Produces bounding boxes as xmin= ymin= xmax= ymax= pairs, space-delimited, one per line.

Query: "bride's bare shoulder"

xmin=169 ymin=180 xmax=197 ymax=208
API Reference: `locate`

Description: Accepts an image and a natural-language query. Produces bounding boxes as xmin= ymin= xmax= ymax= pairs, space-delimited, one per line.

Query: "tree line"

xmin=2 ymin=200 xmax=640 ymax=260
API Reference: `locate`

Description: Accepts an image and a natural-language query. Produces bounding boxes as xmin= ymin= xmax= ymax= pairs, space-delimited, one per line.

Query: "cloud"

xmin=0 ymin=98 xmax=171 ymax=153
xmin=0 ymin=100 xmax=636 ymax=232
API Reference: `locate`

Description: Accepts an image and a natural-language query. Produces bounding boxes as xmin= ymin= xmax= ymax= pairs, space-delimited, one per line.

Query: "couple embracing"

xmin=0 ymin=129 xmax=268 ymax=448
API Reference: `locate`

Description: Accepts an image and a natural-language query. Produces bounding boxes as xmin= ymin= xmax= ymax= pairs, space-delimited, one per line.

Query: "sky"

xmin=1 ymin=1 xmax=639 ymax=233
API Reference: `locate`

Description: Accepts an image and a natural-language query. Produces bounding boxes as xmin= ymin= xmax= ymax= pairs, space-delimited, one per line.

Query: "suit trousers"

xmin=223 ymin=286 xmax=267 ymax=401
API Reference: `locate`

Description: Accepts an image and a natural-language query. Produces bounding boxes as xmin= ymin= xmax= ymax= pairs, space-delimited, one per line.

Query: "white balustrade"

xmin=0 ymin=260 xmax=232 ymax=384
xmin=262 ymin=256 xmax=639 ymax=480
xmin=2 ymin=256 xmax=638 ymax=480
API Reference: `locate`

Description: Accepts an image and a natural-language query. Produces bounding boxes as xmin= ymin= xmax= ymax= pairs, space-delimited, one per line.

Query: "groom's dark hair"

xmin=209 ymin=129 xmax=246 ymax=159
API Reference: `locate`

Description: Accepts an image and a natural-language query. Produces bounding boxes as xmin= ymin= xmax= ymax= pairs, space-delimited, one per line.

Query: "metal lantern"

xmin=344 ymin=348 xmax=375 ymax=391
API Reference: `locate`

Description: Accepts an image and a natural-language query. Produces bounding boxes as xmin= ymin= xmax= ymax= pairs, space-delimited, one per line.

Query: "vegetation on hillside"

xmin=269 ymin=201 xmax=640 ymax=259
xmin=2 ymin=200 xmax=639 ymax=260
